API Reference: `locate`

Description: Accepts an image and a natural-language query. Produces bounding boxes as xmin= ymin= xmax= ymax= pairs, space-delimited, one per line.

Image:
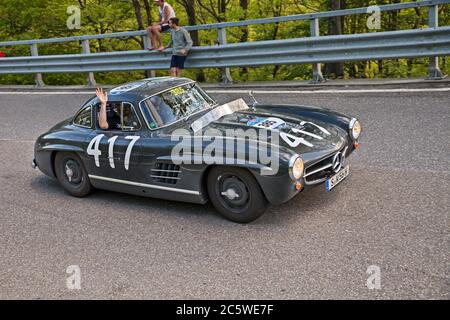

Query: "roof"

xmin=106 ymin=77 xmax=194 ymax=103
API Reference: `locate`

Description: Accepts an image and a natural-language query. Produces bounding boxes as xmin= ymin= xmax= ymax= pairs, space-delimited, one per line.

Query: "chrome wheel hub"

xmin=65 ymin=164 xmax=74 ymax=182
xmin=63 ymin=159 xmax=82 ymax=185
xmin=221 ymin=188 xmax=240 ymax=200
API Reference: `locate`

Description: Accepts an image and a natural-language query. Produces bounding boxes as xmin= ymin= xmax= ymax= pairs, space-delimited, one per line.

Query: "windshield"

xmin=140 ymin=83 xmax=217 ymax=129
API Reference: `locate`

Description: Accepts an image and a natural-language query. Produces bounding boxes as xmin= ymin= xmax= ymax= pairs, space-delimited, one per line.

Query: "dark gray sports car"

xmin=33 ymin=77 xmax=362 ymax=223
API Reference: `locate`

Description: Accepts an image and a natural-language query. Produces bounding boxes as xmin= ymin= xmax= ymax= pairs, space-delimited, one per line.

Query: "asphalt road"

xmin=0 ymin=88 xmax=448 ymax=299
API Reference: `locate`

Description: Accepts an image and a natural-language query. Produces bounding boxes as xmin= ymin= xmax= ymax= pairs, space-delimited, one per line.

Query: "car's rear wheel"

xmin=55 ymin=152 xmax=92 ymax=197
xmin=207 ymin=166 xmax=268 ymax=223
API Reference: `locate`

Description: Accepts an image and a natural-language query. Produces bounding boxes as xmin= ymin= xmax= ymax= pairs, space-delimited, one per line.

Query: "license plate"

xmin=325 ymin=165 xmax=350 ymax=192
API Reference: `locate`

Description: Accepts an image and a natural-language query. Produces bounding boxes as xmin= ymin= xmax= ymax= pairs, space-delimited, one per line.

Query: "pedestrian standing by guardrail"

xmin=147 ymin=0 xmax=176 ymax=51
xmin=159 ymin=18 xmax=193 ymax=77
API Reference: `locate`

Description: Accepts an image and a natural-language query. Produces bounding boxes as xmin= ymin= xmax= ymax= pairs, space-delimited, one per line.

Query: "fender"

xmin=36 ymin=144 xmax=85 ymax=178
xmin=41 ymin=144 xmax=84 ymax=153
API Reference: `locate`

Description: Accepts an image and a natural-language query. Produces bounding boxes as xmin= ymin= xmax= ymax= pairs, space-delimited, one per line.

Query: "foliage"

xmin=0 ymin=0 xmax=449 ymax=84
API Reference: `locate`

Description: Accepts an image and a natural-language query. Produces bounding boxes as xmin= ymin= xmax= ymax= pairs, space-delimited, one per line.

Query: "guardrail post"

xmin=427 ymin=5 xmax=447 ymax=80
xmin=81 ymin=40 xmax=97 ymax=86
xmin=30 ymin=44 xmax=45 ymax=87
xmin=142 ymin=35 xmax=156 ymax=78
xmin=309 ymin=18 xmax=325 ymax=83
xmin=217 ymin=28 xmax=233 ymax=84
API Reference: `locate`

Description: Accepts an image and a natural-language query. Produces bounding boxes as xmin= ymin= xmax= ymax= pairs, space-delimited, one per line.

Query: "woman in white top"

xmin=147 ymin=0 xmax=176 ymax=51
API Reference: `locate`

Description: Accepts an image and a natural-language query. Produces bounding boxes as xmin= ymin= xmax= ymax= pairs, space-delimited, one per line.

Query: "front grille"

xmin=151 ymin=162 xmax=181 ymax=184
xmin=304 ymin=146 xmax=348 ymax=185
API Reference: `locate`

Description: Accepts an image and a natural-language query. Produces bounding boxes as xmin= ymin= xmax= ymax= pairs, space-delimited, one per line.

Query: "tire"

xmin=54 ymin=152 xmax=93 ymax=197
xmin=207 ymin=166 xmax=268 ymax=223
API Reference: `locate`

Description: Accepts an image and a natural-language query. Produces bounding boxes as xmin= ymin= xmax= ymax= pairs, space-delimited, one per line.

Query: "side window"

xmin=96 ymin=102 xmax=141 ymax=131
xmin=73 ymin=105 xmax=92 ymax=128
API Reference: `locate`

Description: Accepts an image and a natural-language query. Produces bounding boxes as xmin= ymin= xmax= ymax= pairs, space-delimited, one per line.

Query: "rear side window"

xmin=73 ymin=106 xmax=92 ymax=128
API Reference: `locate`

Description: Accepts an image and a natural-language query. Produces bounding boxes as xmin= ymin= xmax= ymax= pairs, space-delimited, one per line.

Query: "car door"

xmin=136 ymin=97 xmax=187 ymax=191
xmin=85 ymin=102 xmax=143 ymax=181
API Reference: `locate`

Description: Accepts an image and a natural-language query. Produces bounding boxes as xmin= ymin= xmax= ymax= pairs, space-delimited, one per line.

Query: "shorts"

xmin=170 ymin=55 xmax=187 ymax=69
xmin=161 ymin=24 xmax=170 ymax=32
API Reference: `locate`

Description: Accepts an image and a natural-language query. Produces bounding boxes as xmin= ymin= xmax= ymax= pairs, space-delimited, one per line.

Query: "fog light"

xmin=295 ymin=182 xmax=302 ymax=190
xmin=354 ymin=141 xmax=360 ymax=149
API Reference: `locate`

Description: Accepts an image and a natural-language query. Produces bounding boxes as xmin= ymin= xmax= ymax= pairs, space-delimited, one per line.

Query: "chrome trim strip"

xmin=349 ymin=118 xmax=359 ymax=140
xmin=349 ymin=117 xmax=358 ymax=130
xmin=288 ymin=154 xmax=303 ymax=181
xmin=291 ymin=128 xmax=323 ymax=140
xmin=341 ymin=146 xmax=349 ymax=166
xmin=300 ymin=121 xmax=331 ymax=135
xmin=304 ymin=163 xmax=333 ymax=178
xmin=150 ymin=175 xmax=180 ymax=180
xmin=88 ymin=174 xmax=199 ymax=195
xmin=151 ymin=169 xmax=181 ymax=173
xmin=304 ymin=177 xmax=327 ymax=185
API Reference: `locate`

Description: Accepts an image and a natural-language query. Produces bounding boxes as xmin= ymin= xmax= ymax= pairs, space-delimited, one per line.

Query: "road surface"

xmin=0 ymin=88 xmax=448 ymax=299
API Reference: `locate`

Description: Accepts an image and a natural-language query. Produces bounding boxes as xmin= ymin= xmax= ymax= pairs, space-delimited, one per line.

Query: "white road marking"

xmin=0 ymin=87 xmax=449 ymax=95
xmin=0 ymin=138 xmax=34 ymax=143
xmin=207 ymin=88 xmax=450 ymax=94
xmin=0 ymin=91 xmax=93 ymax=95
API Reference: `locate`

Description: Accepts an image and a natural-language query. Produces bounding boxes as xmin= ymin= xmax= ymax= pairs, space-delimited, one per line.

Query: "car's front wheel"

xmin=55 ymin=152 xmax=92 ymax=197
xmin=207 ymin=166 xmax=268 ymax=223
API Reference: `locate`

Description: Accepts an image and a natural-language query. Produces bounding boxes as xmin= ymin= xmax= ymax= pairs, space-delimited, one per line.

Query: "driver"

xmin=96 ymin=88 xmax=121 ymax=130
xmin=150 ymin=95 xmax=177 ymax=125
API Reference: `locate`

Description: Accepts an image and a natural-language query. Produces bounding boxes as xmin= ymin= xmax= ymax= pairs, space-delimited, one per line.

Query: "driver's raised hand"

xmin=96 ymin=88 xmax=108 ymax=105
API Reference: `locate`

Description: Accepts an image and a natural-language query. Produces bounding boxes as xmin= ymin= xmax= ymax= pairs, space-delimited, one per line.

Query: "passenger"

xmin=150 ymin=95 xmax=177 ymax=125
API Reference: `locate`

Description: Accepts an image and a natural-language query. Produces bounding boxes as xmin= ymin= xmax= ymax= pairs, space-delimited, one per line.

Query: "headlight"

xmin=289 ymin=155 xmax=304 ymax=180
xmin=349 ymin=118 xmax=362 ymax=140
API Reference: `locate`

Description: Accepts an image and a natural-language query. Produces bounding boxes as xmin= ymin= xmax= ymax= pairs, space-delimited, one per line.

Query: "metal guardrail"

xmin=0 ymin=0 xmax=449 ymax=85
xmin=2 ymin=28 xmax=449 ymax=71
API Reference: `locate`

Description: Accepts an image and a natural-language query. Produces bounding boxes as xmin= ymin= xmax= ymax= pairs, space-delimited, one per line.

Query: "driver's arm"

xmin=96 ymin=88 xmax=109 ymax=130
xmin=98 ymin=103 xmax=109 ymax=130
